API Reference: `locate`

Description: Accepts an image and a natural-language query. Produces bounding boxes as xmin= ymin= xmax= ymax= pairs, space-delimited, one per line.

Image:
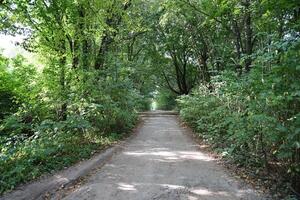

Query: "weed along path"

xmin=53 ymin=111 xmax=264 ymax=200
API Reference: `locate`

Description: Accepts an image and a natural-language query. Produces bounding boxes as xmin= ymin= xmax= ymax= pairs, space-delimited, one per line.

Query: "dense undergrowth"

xmin=178 ymin=39 xmax=300 ymax=199
xmin=0 ymin=130 xmax=125 ymax=194
xmin=0 ymin=54 xmax=140 ymax=194
xmin=155 ymin=89 xmax=177 ymax=111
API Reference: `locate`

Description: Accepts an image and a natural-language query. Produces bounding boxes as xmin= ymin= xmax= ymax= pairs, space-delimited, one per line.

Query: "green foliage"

xmin=178 ymin=38 xmax=300 ymax=196
xmin=0 ymin=118 xmax=121 ymax=194
xmin=0 ymin=0 xmax=152 ymax=194
xmin=0 ymin=62 xmax=139 ymax=194
xmin=1 ymin=0 xmax=299 ymax=198
xmin=0 ymin=55 xmax=16 ymax=119
xmin=155 ymin=89 xmax=177 ymax=110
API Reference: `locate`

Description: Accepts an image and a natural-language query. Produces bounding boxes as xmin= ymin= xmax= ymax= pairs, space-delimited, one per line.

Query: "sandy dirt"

xmin=58 ymin=112 xmax=264 ymax=200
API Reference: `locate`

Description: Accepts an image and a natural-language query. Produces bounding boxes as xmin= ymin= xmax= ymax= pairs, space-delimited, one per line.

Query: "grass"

xmin=0 ymin=131 xmax=124 ymax=195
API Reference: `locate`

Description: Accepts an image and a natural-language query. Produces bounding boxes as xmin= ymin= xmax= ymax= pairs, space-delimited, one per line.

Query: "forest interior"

xmin=0 ymin=0 xmax=300 ymax=199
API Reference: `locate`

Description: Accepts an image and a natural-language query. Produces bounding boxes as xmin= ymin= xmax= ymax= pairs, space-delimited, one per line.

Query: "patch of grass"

xmin=0 ymin=131 xmax=124 ymax=195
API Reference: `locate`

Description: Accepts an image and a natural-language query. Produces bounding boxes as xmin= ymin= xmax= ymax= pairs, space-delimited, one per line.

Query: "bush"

xmin=0 ymin=57 xmax=140 ymax=194
xmin=155 ymin=89 xmax=178 ymax=110
xmin=178 ymin=52 xmax=300 ymax=195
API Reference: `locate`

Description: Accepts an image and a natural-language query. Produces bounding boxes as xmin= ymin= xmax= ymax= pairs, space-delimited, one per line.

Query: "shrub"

xmin=178 ymin=59 xmax=300 ymax=195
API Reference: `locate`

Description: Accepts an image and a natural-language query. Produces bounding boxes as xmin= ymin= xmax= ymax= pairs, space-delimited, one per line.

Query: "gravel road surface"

xmin=60 ymin=112 xmax=263 ymax=200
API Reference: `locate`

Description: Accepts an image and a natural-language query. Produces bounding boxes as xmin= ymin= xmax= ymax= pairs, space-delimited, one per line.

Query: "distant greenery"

xmin=155 ymin=89 xmax=177 ymax=110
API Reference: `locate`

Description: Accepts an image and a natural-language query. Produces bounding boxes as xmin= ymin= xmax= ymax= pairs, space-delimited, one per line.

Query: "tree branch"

xmin=162 ymin=71 xmax=181 ymax=95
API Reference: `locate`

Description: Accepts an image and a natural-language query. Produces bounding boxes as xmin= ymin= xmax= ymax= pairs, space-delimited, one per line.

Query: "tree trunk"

xmin=244 ymin=0 xmax=253 ymax=72
xmin=95 ymin=35 xmax=113 ymax=69
xmin=58 ymin=40 xmax=67 ymax=121
xmin=232 ymin=20 xmax=243 ymax=74
xmin=94 ymin=1 xmax=132 ymax=70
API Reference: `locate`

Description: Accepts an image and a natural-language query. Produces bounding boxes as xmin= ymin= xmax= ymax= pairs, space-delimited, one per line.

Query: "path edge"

xmin=0 ymin=117 xmax=144 ymax=200
xmin=176 ymin=115 xmax=270 ymax=199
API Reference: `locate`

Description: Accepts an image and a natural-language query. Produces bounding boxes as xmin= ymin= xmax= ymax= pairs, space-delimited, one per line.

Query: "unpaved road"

xmin=59 ymin=112 xmax=264 ymax=200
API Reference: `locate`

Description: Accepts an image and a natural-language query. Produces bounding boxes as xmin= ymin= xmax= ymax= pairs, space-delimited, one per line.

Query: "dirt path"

xmin=58 ymin=112 xmax=264 ymax=200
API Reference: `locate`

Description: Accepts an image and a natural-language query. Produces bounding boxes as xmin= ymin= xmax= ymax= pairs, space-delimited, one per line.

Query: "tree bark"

xmin=244 ymin=0 xmax=253 ymax=72
xmin=232 ymin=20 xmax=243 ymax=74
xmin=94 ymin=0 xmax=132 ymax=69
xmin=58 ymin=40 xmax=67 ymax=121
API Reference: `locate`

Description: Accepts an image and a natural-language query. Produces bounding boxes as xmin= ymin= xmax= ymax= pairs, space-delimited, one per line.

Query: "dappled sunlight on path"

xmin=60 ymin=112 xmax=263 ymax=200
